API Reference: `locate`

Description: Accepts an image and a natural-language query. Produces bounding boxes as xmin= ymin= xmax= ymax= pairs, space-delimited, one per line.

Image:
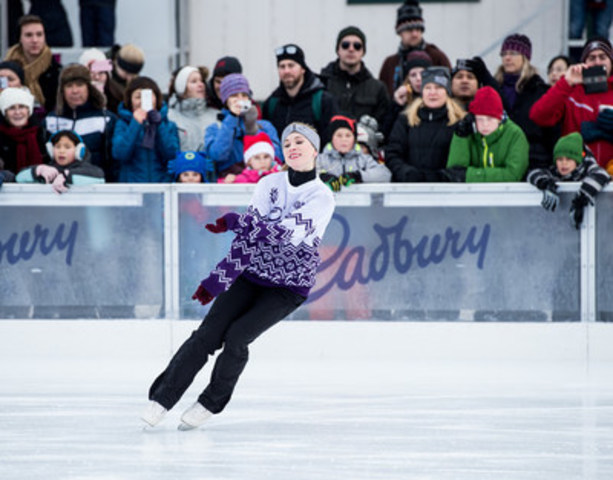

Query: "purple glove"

xmin=192 ymin=285 xmax=214 ymax=305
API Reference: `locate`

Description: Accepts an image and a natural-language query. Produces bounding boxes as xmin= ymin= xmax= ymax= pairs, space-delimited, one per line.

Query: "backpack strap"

xmin=311 ymin=89 xmax=323 ymax=124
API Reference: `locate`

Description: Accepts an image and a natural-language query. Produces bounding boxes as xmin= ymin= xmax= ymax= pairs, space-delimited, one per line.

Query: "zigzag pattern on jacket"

xmin=201 ymin=208 xmax=322 ymax=296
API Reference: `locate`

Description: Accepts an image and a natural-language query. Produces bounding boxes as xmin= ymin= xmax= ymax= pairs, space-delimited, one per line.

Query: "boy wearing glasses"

xmin=320 ymin=26 xmax=390 ymax=127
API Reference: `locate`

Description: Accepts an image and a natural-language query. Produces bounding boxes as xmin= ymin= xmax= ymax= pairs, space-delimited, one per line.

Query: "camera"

xmin=583 ymin=65 xmax=608 ymax=94
xmin=238 ymin=99 xmax=252 ymax=113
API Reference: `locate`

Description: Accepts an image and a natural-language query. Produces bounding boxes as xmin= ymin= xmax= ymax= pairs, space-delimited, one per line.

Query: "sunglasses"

xmin=340 ymin=41 xmax=363 ymax=51
xmin=276 ymin=45 xmax=298 ymax=56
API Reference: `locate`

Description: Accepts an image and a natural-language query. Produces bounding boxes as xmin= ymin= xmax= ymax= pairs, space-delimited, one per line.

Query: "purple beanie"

xmin=500 ymin=34 xmax=532 ymax=60
xmin=219 ymin=73 xmax=251 ymax=105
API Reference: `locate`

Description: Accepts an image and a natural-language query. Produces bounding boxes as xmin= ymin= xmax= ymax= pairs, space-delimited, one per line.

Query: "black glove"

xmin=596 ymin=107 xmax=613 ymax=132
xmin=455 ymin=114 xmax=475 ymax=137
xmin=340 ymin=171 xmax=362 ymax=187
xmin=242 ymin=106 xmax=259 ymax=135
xmin=470 ymin=56 xmax=496 ymax=87
xmin=440 ymin=166 xmax=467 ymax=183
xmin=147 ymin=109 xmax=162 ymax=125
xmin=539 ymin=179 xmax=559 ymax=212
xmin=320 ymin=173 xmax=341 ymax=192
xmin=569 ymin=191 xmax=592 ymax=229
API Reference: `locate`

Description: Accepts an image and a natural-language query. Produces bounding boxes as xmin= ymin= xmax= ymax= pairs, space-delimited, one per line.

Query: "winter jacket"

xmin=384 ymin=106 xmax=456 ymax=182
xmin=320 ymin=60 xmax=390 ymax=125
xmin=317 ymin=143 xmax=391 ymax=183
xmin=379 ymin=42 xmax=451 ymax=96
xmin=16 ymin=156 xmax=105 ymax=186
xmin=527 ymin=147 xmax=610 ymax=203
xmin=168 ymin=97 xmax=217 ymax=151
xmin=447 ymin=118 xmax=529 ymax=182
xmin=112 ymin=102 xmax=179 ymax=183
xmin=204 ymin=108 xmax=282 ymax=178
xmin=217 ymin=165 xmax=282 ymax=184
xmin=45 ymin=100 xmax=117 ymax=182
xmin=498 ymin=74 xmax=557 ymax=171
xmin=262 ymin=69 xmax=339 ymax=143
xmin=530 ymin=75 xmax=613 ymax=167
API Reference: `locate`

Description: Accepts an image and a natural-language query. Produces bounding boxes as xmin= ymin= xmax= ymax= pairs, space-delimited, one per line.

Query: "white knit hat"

xmin=0 ymin=87 xmax=34 ymax=116
xmin=173 ymin=66 xmax=199 ymax=97
xmin=78 ymin=48 xmax=107 ymax=67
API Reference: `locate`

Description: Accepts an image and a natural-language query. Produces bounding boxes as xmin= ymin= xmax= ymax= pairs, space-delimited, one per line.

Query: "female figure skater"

xmin=142 ymin=122 xmax=335 ymax=430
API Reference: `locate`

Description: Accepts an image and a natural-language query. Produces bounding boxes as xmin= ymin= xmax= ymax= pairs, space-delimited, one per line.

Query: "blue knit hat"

xmin=168 ymin=151 xmax=208 ymax=180
xmin=219 ymin=73 xmax=251 ymax=105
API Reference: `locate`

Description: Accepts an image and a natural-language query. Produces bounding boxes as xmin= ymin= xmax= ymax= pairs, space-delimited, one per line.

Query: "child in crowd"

xmin=16 ymin=129 xmax=104 ymax=193
xmin=204 ymin=73 xmax=281 ymax=180
xmin=445 ymin=86 xmax=529 ymax=182
xmin=112 ymin=76 xmax=179 ymax=183
xmin=527 ymin=132 xmax=610 ymax=229
xmin=168 ymin=150 xmax=211 ymax=183
xmin=219 ymin=132 xmax=281 ymax=184
xmin=356 ymin=114 xmax=384 ymax=162
xmin=318 ymin=115 xmax=391 ymax=191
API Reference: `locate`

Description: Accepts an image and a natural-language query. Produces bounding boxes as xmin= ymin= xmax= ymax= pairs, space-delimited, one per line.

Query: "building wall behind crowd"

xmin=189 ymin=0 xmax=567 ymax=100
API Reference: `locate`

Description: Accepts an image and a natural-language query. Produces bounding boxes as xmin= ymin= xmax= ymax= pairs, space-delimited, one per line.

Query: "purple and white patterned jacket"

xmin=201 ymin=171 xmax=335 ymax=297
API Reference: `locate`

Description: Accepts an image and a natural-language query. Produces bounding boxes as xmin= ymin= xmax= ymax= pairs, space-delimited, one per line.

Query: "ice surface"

xmin=1 ymin=320 xmax=612 ymax=480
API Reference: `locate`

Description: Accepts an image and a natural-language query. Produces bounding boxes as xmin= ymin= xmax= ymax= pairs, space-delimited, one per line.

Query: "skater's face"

xmin=53 ymin=136 xmax=77 ymax=166
xmin=20 ymin=22 xmax=45 ymax=58
xmin=283 ymin=132 xmax=316 ymax=171
xmin=556 ymin=157 xmax=578 ymax=176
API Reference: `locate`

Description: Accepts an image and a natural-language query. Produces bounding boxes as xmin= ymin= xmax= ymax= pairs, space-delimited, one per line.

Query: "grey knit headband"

xmin=281 ymin=123 xmax=320 ymax=152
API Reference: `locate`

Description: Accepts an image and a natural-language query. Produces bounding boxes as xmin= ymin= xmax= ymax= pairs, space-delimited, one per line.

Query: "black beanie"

xmin=396 ymin=0 xmax=424 ymax=33
xmin=328 ymin=115 xmax=357 ymax=140
xmin=336 ymin=26 xmax=367 ymax=53
xmin=276 ymin=44 xmax=307 ymax=69
xmin=0 ymin=61 xmax=25 ymax=85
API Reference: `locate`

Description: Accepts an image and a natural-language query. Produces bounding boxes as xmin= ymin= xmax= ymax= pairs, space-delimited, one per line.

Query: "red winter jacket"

xmin=529 ymin=76 xmax=613 ymax=166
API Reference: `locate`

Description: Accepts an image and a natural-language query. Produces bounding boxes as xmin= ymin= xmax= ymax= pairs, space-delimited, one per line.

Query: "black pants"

xmin=149 ymin=276 xmax=305 ymax=414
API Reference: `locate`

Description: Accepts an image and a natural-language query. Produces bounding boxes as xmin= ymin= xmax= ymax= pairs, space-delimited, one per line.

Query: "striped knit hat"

xmin=581 ymin=37 xmax=613 ymax=63
xmin=219 ymin=73 xmax=251 ymax=105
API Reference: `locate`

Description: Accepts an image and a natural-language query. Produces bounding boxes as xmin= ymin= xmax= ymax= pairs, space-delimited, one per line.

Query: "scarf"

xmin=141 ymin=109 xmax=162 ymax=149
xmin=0 ymin=124 xmax=43 ymax=172
xmin=5 ymin=44 xmax=53 ymax=107
xmin=501 ymin=73 xmax=520 ymax=110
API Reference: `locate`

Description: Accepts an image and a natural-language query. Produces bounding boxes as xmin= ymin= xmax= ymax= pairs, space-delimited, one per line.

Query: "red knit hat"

xmin=243 ymin=132 xmax=275 ymax=164
xmin=469 ymin=86 xmax=504 ymax=120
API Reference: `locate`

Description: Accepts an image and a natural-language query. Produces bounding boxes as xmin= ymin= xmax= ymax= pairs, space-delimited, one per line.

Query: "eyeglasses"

xmin=500 ymin=50 xmax=521 ymax=57
xmin=340 ymin=41 xmax=363 ymax=51
xmin=276 ymin=45 xmax=298 ymax=56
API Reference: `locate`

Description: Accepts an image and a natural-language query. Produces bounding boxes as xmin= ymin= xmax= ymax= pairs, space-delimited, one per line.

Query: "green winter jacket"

xmin=446 ymin=118 xmax=529 ymax=182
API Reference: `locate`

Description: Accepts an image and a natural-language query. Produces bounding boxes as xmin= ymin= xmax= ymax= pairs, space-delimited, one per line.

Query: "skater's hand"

xmin=205 ymin=217 xmax=228 ymax=233
xmin=192 ymin=285 xmax=214 ymax=305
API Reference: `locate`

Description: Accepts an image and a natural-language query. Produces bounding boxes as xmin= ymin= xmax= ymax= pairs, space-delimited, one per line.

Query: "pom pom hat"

xmin=244 ymin=132 xmax=275 ymax=164
xmin=469 ymin=86 xmax=504 ymax=120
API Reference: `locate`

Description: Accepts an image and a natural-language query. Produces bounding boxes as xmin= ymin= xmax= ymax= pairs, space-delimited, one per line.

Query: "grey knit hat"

xmin=281 ymin=122 xmax=320 ymax=152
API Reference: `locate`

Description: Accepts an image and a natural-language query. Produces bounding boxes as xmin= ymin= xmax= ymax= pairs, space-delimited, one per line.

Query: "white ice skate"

xmin=141 ymin=400 xmax=167 ymax=427
xmin=178 ymin=402 xmax=212 ymax=431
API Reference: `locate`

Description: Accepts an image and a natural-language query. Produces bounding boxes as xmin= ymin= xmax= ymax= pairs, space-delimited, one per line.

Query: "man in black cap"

xmin=206 ymin=56 xmax=242 ymax=110
xmin=320 ymin=26 xmax=390 ymax=126
xmin=262 ymin=44 xmax=338 ymax=145
xmin=378 ymin=0 xmax=451 ymax=97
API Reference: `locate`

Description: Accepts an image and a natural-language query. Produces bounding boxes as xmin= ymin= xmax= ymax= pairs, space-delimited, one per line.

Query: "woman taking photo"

xmin=385 ymin=66 xmax=465 ymax=182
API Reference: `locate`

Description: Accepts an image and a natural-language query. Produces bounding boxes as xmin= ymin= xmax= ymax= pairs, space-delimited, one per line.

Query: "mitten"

xmin=192 ymin=285 xmax=214 ymax=306
xmin=539 ymin=179 xmax=559 ymax=212
xmin=51 ymin=173 xmax=68 ymax=194
xmin=36 ymin=164 xmax=59 ymax=183
xmin=455 ymin=114 xmax=475 ymax=137
xmin=440 ymin=166 xmax=467 ymax=183
xmin=596 ymin=107 xmax=613 ymax=132
xmin=242 ymin=106 xmax=259 ymax=135
xmin=205 ymin=217 xmax=228 ymax=233
xmin=340 ymin=171 xmax=362 ymax=187
xmin=569 ymin=191 xmax=592 ymax=229
xmin=470 ymin=56 xmax=496 ymax=87
xmin=147 ymin=109 xmax=162 ymax=125
xmin=320 ymin=173 xmax=341 ymax=192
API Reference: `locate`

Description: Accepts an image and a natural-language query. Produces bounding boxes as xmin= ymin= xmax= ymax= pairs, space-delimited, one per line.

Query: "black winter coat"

xmin=384 ymin=106 xmax=455 ymax=182
xmin=262 ymin=69 xmax=339 ymax=145
xmin=499 ymin=74 xmax=557 ymax=171
xmin=320 ymin=60 xmax=390 ymax=125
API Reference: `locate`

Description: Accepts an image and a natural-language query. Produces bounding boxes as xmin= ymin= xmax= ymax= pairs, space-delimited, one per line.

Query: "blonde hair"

xmin=118 ymin=44 xmax=145 ymax=64
xmin=494 ymin=55 xmax=538 ymax=93
xmin=405 ymin=97 xmax=466 ymax=127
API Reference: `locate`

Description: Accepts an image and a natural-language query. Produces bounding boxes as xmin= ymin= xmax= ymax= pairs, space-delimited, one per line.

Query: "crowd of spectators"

xmin=0 ymin=1 xmax=612 ymax=225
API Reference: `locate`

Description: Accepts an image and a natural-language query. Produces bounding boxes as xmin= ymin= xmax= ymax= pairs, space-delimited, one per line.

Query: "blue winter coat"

xmin=204 ymin=108 xmax=283 ymax=177
xmin=112 ymin=102 xmax=179 ymax=183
